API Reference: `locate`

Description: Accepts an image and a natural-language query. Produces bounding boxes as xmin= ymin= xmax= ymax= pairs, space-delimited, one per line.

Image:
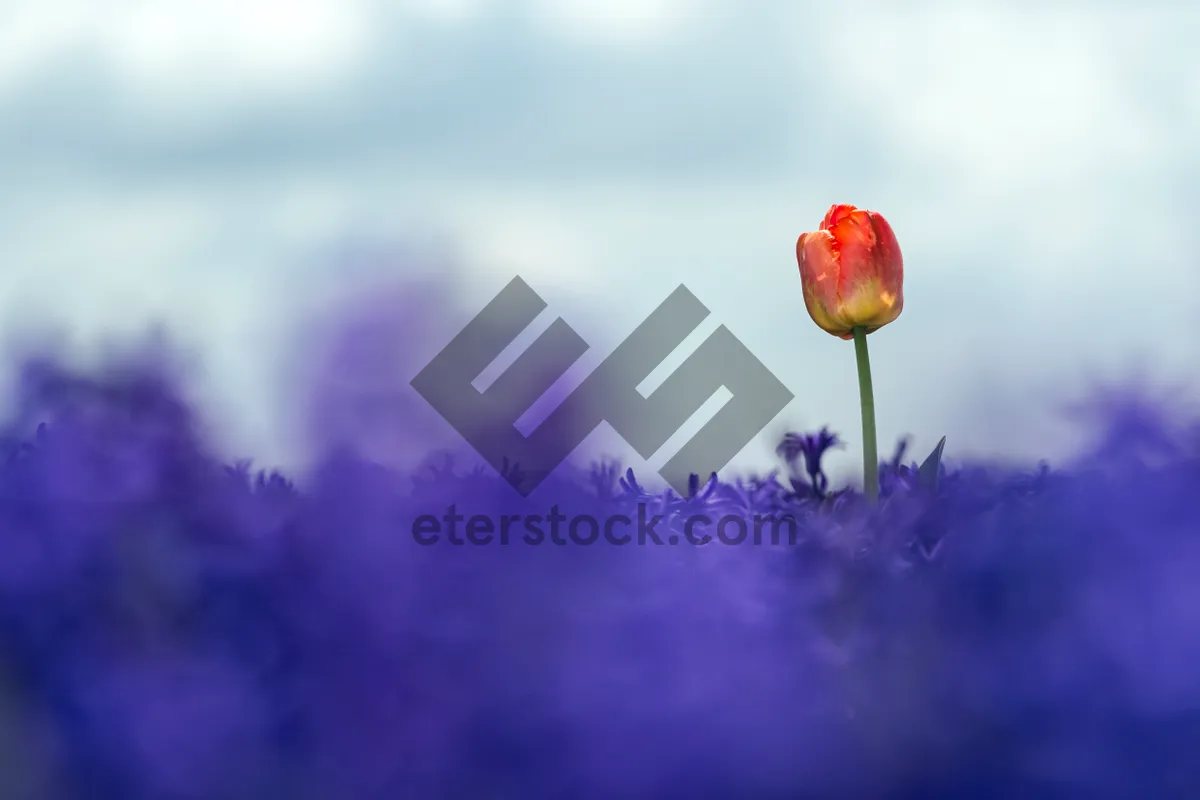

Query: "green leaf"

xmin=918 ymin=436 xmax=947 ymax=491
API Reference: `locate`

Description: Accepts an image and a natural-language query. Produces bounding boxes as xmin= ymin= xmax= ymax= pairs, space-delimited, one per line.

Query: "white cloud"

xmin=813 ymin=6 xmax=1172 ymax=195
xmin=0 ymin=0 xmax=372 ymax=101
xmin=442 ymin=193 xmax=610 ymax=300
xmin=398 ymin=0 xmax=487 ymax=24
xmin=529 ymin=0 xmax=707 ymax=44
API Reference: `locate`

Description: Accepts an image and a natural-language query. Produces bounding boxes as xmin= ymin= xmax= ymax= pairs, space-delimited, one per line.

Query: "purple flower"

xmin=777 ymin=426 xmax=842 ymax=497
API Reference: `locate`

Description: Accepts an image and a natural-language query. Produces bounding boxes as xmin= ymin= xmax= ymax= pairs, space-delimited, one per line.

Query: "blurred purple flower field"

xmin=0 ymin=284 xmax=1197 ymax=800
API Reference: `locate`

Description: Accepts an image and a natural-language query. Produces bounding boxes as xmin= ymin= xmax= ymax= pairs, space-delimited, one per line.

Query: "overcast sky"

xmin=1 ymin=0 xmax=1197 ymax=483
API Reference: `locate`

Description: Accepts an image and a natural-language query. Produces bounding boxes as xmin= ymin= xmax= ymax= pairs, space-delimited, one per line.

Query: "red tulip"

xmin=796 ymin=204 xmax=904 ymax=340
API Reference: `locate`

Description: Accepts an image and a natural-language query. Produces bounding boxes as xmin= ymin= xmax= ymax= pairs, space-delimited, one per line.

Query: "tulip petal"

xmin=829 ymin=211 xmax=877 ymax=302
xmin=821 ymin=203 xmax=858 ymax=229
xmin=866 ymin=211 xmax=904 ymax=299
xmin=797 ymin=231 xmax=846 ymax=336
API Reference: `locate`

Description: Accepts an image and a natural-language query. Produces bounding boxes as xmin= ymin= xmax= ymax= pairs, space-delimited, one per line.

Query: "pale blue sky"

xmin=1 ymin=0 xmax=1197 ymax=483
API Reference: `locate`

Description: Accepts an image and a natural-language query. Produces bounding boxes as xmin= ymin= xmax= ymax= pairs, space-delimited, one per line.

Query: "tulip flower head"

xmin=796 ymin=204 xmax=903 ymax=339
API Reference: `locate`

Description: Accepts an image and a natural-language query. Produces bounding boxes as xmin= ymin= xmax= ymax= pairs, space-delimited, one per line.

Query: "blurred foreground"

xmin=0 ymin=284 xmax=1197 ymax=800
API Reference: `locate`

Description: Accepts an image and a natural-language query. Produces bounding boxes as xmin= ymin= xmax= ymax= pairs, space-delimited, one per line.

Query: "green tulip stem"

xmin=852 ymin=326 xmax=879 ymax=503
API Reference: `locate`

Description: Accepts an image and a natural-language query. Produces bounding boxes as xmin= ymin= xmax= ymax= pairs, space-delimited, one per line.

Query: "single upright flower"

xmin=795 ymin=203 xmax=905 ymax=502
xmin=796 ymin=204 xmax=903 ymax=340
